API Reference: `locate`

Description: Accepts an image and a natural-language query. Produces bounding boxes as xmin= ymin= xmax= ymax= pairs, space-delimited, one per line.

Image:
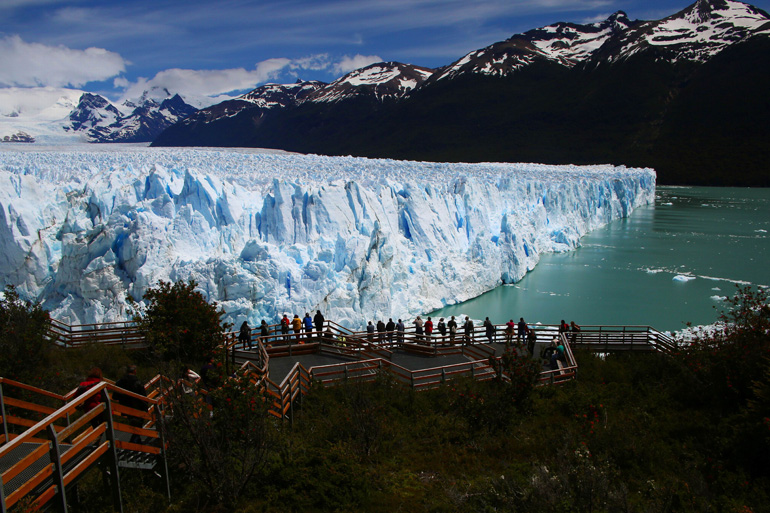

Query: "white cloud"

xmin=0 ymin=35 xmax=126 ymax=88
xmin=334 ymin=54 xmax=383 ymax=74
xmin=117 ymin=55 xmax=338 ymax=104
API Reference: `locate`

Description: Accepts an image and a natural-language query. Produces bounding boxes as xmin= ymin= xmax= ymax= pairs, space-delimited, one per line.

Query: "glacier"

xmin=0 ymin=145 xmax=655 ymax=328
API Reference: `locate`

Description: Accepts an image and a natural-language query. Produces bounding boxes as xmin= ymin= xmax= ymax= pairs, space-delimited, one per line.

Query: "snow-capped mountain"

xmin=430 ymin=11 xmax=637 ymax=81
xmin=86 ymin=94 xmax=197 ymax=143
xmin=0 ymin=87 xmax=85 ymax=143
xmin=239 ymin=80 xmax=326 ymax=108
xmin=431 ymin=0 xmax=769 ymax=81
xmin=594 ymin=0 xmax=770 ymax=62
xmin=0 ymin=86 xmax=199 ymax=144
xmin=67 ymin=93 xmax=122 ymax=132
xmin=153 ymin=0 xmax=770 ymax=187
xmin=307 ymin=62 xmax=434 ymax=103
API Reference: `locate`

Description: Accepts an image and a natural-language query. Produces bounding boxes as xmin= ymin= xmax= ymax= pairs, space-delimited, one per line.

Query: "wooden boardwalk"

xmin=2 ymin=319 xmax=677 ymax=511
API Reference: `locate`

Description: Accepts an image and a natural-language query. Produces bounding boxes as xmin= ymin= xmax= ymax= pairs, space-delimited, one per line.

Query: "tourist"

xmin=377 ymin=319 xmax=386 ymax=343
xmin=396 ymin=319 xmax=405 ymax=342
xmin=425 ymin=317 xmax=434 ymax=344
xmin=570 ymin=321 xmax=581 ymax=343
xmin=463 ymin=317 xmax=474 ymax=345
xmin=303 ymin=312 xmax=314 ymax=336
xmin=437 ymin=318 xmax=446 ymax=344
xmin=75 ymin=367 xmax=106 ymax=428
xmin=179 ymin=365 xmax=200 ymax=394
xmin=238 ymin=320 xmax=251 ymax=349
xmin=385 ymin=318 xmax=395 ymax=343
xmin=483 ymin=316 xmax=494 ymax=343
xmin=550 ymin=339 xmax=566 ymax=370
xmin=292 ymin=314 xmax=303 ymax=342
xmin=367 ymin=320 xmax=375 ymax=342
xmin=114 ymin=365 xmax=147 ymax=444
xmin=260 ymin=319 xmax=270 ymax=345
xmin=517 ymin=317 xmax=528 ymax=344
xmin=559 ymin=319 xmax=569 ymax=335
xmin=314 ymin=310 xmax=325 ymax=337
xmin=527 ymin=329 xmax=537 ymax=356
xmin=448 ymin=316 xmax=457 ymax=345
xmin=505 ymin=319 xmax=515 ymax=346
xmin=413 ymin=316 xmax=424 ymax=343
xmin=280 ymin=314 xmax=290 ymax=341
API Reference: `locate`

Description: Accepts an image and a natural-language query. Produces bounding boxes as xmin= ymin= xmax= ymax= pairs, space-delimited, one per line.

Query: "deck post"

xmin=103 ymin=395 xmax=124 ymax=513
xmin=0 ymin=383 xmax=8 ymax=443
xmin=155 ymin=403 xmax=172 ymax=502
xmin=441 ymin=368 xmax=446 ymax=383
xmin=47 ymin=424 xmax=68 ymax=513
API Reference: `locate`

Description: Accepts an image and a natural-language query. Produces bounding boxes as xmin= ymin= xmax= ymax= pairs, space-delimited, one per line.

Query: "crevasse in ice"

xmin=0 ymin=147 xmax=656 ymax=328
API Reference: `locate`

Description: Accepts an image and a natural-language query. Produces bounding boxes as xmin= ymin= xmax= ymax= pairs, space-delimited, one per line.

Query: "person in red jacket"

xmin=424 ymin=317 xmax=434 ymax=345
xmin=75 ymin=367 xmax=106 ymax=428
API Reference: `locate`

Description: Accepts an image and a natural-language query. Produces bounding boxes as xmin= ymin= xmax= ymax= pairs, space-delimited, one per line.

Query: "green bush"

xmin=129 ymin=279 xmax=230 ymax=363
xmin=0 ymin=285 xmax=52 ymax=384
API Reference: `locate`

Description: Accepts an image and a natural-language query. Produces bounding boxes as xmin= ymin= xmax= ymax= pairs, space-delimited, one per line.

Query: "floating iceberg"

xmin=0 ymin=146 xmax=656 ymax=327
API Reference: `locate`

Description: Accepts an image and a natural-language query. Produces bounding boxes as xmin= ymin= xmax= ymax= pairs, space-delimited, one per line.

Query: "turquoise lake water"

xmin=429 ymin=187 xmax=770 ymax=332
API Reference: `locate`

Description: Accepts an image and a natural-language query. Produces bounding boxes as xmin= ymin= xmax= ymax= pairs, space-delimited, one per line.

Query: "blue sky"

xmin=1 ymin=0 xmax=768 ymax=103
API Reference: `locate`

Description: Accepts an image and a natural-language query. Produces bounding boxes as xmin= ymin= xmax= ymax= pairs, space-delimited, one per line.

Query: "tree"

xmin=678 ymin=285 xmax=770 ymax=411
xmin=129 ymin=280 xmax=230 ymax=363
xmin=163 ymin=364 xmax=272 ymax=509
xmin=0 ymin=286 xmax=52 ymax=383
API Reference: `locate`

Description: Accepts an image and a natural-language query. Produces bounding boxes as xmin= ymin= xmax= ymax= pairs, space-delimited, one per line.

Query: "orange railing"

xmin=0 ymin=380 xmax=165 ymax=512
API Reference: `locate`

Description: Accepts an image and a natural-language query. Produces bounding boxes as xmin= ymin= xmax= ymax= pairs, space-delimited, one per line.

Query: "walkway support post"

xmin=156 ymin=403 xmax=171 ymax=502
xmin=103 ymin=394 xmax=124 ymax=513
xmin=47 ymin=424 xmax=68 ymax=513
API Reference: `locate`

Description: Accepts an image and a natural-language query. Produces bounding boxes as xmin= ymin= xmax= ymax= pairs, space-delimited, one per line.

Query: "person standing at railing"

xmin=527 ymin=329 xmax=537 ymax=356
xmin=483 ymin=317 xmax=494 ymax=344
xmin=303 ymin=313 xmax=314 ymax=339
xmin=425 ymin=317 xmax=434 ymax=345
xmin=238 ymin=321 xmax=252 ymax=350
xmin=437 ymin=318 xmax=446 ymax=345
xmin=114 ymin=365 xmax=147 ymax=444
xmin=367 ymin=320 xmax=375 ymax=342
xmin=386 ymin=318 xmax=395 ymax=343
xmin=413 ymin=316 xmax=424 ymax=343
xmin=260 ymin=320 xmax=270 ymax=346
xmin=292 ymin=314 xmax=303 ymax=343
xmin=570 ymin=321 xmax=581 ymax=343
xmin=448 ymin=316 xmax=457 ymax=345
xmin=280 ymin=314 xmax=290 ymax=341
xmin=314 ymin=310 xmax=325 ymax=338
xmin=463 ymin=317 xmax=474 ymax=345
xmin=505 ymin=319 xmax=515 ymax=346
xmin=396 ymin=319 xmax=405 ymax=342
xmin=517 ymin=318 xmax=528 ymax=345
xmin=377 ymin=319 xmax=386 ymax=343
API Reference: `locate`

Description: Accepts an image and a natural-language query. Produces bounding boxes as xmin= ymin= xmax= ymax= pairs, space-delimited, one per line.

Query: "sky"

xmin=1 ymin=0 xmax=769 ymax=104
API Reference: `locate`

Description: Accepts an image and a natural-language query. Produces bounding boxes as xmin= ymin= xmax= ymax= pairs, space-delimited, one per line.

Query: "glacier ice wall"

xmin=0 ymin=146 xmax=656 ymax=328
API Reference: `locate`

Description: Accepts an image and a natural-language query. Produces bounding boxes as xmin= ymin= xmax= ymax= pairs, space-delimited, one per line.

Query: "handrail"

xmin=0 ymin=379 xmax=164 ymax=511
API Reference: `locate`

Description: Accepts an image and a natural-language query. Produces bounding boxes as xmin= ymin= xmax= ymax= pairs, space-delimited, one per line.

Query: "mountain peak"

xmin=308 ymin=62 xmax=435 ymax=103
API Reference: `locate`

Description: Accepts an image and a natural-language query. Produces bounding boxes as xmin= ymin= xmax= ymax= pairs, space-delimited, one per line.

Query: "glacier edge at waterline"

xmin=0 ymin=147 xmax=655 ymax=328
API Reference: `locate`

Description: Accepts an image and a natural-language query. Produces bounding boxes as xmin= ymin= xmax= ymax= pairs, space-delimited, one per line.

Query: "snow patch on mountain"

xmin=0 ymin=146 xmax=655 ymax=328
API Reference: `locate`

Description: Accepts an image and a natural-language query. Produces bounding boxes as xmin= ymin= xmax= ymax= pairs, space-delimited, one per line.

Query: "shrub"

xmin=0 ymin=285 xmax=52 ymax=384
xmin=129 ymin=280 xmax=230 ymax=363
xmin=678 ymin=285 xmax=770 ymax=411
